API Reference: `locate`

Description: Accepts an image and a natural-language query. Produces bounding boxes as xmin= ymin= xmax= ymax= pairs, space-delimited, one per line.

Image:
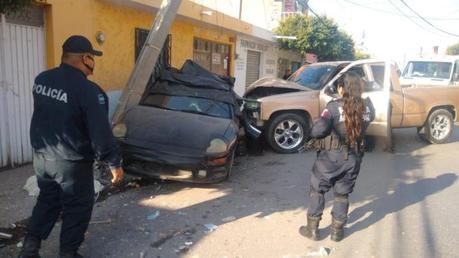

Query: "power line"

xmin=387 ymin=0 xmax=442 ymax=36
xmin=398 ymin=0 xmax=459 ymax=37
xmin=343 ymin=0 xmax=459 ymax=21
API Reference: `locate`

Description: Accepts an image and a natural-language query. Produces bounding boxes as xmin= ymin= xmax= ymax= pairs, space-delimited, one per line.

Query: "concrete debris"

xmin=222 ymin=216 xmax=236 ymax=222
xmin=23 ymin=176 xmax=104 ymax=196
xmin=306 ymin=247 xmax=330 ymax=257
xmin=94 ymin=180 xmax=104 ymax=194
xmin=0 ymin=232 xmax=13 ymax=239
xmin=16 ymin=241 xmax=23 ymax=248
xmin=89 ymin=219 xmax=113 ymax=225
xmin=176 ymin=245 xmax=189 ymax=254
xmin=23 ymin=176 xmax=39 ymax=196
xmin=203 ymin=224 xmax=218 ymax=233
xmin=147 ymin=211 xmax=160 ymax=221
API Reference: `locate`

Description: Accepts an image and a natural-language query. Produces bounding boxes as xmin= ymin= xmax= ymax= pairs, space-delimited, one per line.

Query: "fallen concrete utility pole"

xmin=111 ymin=0 xmax=183 ymax=125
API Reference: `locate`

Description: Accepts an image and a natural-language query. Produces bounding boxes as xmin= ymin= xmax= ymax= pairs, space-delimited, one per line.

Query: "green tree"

xmin=0 ymin=0 xmax=34 ymax=15
xmin=274 ymin=15 xmax=356 ymax=61
xmin=355 ymin=50 xmax=371 ymax=60
xmin=446 ymin=42 xmax=459 ymax=55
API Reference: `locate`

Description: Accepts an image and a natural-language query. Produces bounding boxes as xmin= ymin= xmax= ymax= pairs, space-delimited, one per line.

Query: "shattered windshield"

xmin=289 ymin=65 xmax=339 ymax=90
xmin=402 ymin=61 xmax=452 ymax=79
xmin=141 ymin=94 xmax=232 ymax=119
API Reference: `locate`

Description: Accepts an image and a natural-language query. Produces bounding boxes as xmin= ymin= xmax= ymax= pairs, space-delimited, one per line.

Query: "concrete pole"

xmin=112 ymin=0 xmax=183 ymax=125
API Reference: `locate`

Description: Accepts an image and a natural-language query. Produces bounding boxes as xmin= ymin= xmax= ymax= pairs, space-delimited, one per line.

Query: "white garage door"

xmin=0 ymin=11 xmax=46 ymax=168
xmin=245 ymin=50 xmax=261 ymax=88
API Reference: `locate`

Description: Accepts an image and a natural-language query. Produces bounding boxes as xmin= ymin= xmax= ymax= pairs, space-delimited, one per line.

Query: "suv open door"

xmin=319 ymin=60 xmax=393 ymax=148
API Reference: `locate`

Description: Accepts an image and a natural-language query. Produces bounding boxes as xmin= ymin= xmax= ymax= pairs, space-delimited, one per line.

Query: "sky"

xmin=307 ymin=0 xmax=459 ymax=66
xmin=191 ymin=0 xmax=459 ymax=66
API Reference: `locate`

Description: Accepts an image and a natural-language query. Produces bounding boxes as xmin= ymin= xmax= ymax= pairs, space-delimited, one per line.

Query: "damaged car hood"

xmin=123 ymin=105 xmax=232 ymax=154
xmin=246 ymin=77 xmax=310 ymax=93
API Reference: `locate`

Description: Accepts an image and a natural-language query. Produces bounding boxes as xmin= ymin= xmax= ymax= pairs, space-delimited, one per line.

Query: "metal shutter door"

xmin=245 ymin=50 xmax=260 ymax=88
xmin=0 ymin=17 xmax=45 ymax=167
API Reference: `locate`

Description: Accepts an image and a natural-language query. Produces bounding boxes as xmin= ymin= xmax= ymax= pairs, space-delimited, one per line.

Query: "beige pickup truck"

xmin=243 ymin=60 xmax=459 ymax=153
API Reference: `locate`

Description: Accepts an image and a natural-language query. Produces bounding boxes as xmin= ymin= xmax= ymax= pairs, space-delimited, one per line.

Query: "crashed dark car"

xmin=112 ymin=60 xmax=241 ymax=183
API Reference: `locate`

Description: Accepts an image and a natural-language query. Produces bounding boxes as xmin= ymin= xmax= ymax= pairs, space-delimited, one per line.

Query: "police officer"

xmin=299 ymin=71 xmax=375 ymax=242
xmin=18 ymin=35 xmax=124 ymax=258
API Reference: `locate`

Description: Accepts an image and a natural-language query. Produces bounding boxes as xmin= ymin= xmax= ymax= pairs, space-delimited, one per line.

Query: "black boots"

xmin=299 ymin=216 xmax=321 ymax=241
xmin=330 ymin=218 xmax=346 ymax=242
xmin=59 ymin=251 xmax=83 ymax=258
xmin=17 ymin=234 xmax=41 ymax=258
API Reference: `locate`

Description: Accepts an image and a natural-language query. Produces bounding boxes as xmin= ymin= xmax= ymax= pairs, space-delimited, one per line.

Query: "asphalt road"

xmin=1 ymin=127 xmax=459 ymax=258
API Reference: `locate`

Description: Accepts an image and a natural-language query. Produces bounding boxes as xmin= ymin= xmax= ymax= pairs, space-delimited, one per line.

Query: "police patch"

xmin=98 ymin=94 xmax=106 ymax=105
xmin=321 ymin=109 xmax=329 ymax=119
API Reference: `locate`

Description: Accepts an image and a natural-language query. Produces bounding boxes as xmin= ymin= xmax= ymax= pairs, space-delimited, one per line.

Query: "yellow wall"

xmin=43 ymin=0 xmax=240 ymax=91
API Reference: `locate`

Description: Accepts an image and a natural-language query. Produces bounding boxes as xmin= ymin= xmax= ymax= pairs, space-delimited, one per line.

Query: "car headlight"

xmin=244 ymin=101 xmax=260 ymax=110
xmin=112 ymin=123 xmax=127 ymax=138
xmin=206 ymin=138 xmax=228 ymax=154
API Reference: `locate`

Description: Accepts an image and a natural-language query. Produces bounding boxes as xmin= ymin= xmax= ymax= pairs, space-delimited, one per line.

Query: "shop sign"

xmin=240 ymin=39 xmax=268 ymax=52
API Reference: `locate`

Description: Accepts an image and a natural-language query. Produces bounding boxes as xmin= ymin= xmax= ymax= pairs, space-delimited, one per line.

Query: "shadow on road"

xmin=348 ymin=173 xmax=457 ymax=233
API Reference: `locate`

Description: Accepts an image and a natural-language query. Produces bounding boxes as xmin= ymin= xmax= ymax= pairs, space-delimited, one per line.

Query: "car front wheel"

xmin=266 ymin=113 xmax=308 ymax=153
xmin=425 ymin=109 xmax=453 ymax=144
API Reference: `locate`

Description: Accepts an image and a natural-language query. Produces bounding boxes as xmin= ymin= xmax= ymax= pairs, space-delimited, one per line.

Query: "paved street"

xmin=1 ymin=127 xmax=459 ymax=258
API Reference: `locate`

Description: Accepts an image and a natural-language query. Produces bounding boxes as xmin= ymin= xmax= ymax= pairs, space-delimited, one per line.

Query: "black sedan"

xmin=112 ymin=61 xmax=240 ymax=183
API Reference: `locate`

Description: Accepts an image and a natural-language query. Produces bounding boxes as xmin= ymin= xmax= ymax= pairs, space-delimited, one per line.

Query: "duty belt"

xmin=319 ymin=135 xmax=362 ymax=160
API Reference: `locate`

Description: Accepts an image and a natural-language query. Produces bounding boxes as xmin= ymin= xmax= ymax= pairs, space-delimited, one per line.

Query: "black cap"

xmin=62 ymin=35 xmax=103 ymax=56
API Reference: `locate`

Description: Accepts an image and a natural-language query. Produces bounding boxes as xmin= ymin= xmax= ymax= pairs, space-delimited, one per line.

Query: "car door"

xmin=319 ymin=61 xmax=392 ymax=141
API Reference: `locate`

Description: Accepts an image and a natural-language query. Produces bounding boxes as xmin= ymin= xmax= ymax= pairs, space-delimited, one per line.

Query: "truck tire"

xmin=266 ymin=113 xmax=309 ymax=153
xmin=425 ymin=109 xmax=453 ymax=144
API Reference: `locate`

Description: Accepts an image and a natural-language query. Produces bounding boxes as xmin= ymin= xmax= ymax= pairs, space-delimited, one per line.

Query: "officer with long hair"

xmin=299 ymin=71 xmax=375 ymax=242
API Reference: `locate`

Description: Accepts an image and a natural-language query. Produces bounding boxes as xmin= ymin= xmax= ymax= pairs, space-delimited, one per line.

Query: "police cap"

xmin=62 ymin=35 xmax=103 ymax=56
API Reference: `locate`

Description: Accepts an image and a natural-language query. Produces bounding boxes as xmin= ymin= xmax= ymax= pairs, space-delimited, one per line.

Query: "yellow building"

xmin=42 ymin=0 xmax=254 ymax=92
xmin=0 ymin=0 xmax=302 ymax=167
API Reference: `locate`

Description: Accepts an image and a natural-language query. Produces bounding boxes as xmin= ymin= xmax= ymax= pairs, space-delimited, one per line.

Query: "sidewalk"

xmin=0 ymin=165 xmax=36 ymax=227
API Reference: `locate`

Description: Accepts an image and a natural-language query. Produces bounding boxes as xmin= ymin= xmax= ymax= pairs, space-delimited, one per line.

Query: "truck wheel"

xmin=425 ymin=109 xmax=453 ymax=144
xmin=266 ymin=113 xmax=308 ymax=153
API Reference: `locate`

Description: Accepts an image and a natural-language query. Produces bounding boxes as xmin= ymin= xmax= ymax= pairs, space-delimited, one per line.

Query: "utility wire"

xmin=343 ymin=0 xmax=459 ymax=20
xmin=387 ymin=0 xmax=441 ymax=36
xmin=398 ymin=0 xmax=459 ymax=37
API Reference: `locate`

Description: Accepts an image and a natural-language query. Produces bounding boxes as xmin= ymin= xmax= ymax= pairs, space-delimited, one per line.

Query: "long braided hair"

xmin=338 ymin=71 xmax=365 ymax=145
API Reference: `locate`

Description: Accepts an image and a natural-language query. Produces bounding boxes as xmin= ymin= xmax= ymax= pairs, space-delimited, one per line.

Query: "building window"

xmin=193 ymin=38 xmax=231 ymax=76
xmin=135 ymin=28 xmax=171 ymax=67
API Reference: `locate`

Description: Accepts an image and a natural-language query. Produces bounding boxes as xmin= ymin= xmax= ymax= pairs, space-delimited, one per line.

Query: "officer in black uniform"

xmin=18 ymin=35 xmax=124 ymax=258
xmin=299 ymin=71 xmax=375 ymax=242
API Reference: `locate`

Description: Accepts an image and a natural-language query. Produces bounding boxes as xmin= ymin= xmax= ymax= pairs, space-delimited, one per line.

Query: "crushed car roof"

xmin=145 ymin=60 xmax=240 ymax=107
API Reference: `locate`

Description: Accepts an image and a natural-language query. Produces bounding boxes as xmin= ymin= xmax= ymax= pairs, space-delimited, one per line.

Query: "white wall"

xmin=190 ymin=0 xmax=281 ymax=30
xmin=234 ymin=35 xmax=278 ymax=96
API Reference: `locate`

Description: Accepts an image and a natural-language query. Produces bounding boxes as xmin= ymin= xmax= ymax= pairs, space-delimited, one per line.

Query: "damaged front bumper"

xmin=242 ymin=112 xmax=262 ymax=138
xmin=242 ymin=100 xmax=263 ymax=139
xmin=121 ymin=144 xmax=231 ymax=183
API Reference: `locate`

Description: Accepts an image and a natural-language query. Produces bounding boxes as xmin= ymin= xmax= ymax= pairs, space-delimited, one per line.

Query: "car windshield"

xmin=402 ymin=61 xmax=452 ymax=79
xmin=141 ymin=94 xmax=232 ymax=119
xmin=289 ymin=64 xmax=339 ymax=90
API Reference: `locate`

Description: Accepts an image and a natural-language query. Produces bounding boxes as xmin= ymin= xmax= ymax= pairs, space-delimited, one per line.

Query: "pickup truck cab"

xmin=243 ymin=59 xmax=459 ymax=153
xmin=400 ymin=56 xmax=459 ymax=86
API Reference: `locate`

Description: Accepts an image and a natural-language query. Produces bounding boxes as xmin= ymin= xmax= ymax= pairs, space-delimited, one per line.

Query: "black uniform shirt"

xmin=30 ymin=63 xmax=121 ymax=168
xmin=311 ymin=97 xmax=376 ymax=142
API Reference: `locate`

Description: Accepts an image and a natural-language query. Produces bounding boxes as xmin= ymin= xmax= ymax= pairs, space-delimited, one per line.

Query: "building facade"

xmin=0 ymin=0 xmax=303 ymax=167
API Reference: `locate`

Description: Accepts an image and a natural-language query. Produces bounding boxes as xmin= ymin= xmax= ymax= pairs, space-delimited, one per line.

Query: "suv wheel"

xmin=266 ymin=113 xmax=308 ymax=153
xmin=425 ymin=109 xmax=453 ymax=144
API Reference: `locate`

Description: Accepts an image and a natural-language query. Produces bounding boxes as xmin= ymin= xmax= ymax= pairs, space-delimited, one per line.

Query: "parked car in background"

xmin=400 ymin=56 xmax=459 ymax=86
xmin=112 ymin=61 xmax=240 ymax=183
xmin=243 ymin=59 xmax=459 ymax=153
